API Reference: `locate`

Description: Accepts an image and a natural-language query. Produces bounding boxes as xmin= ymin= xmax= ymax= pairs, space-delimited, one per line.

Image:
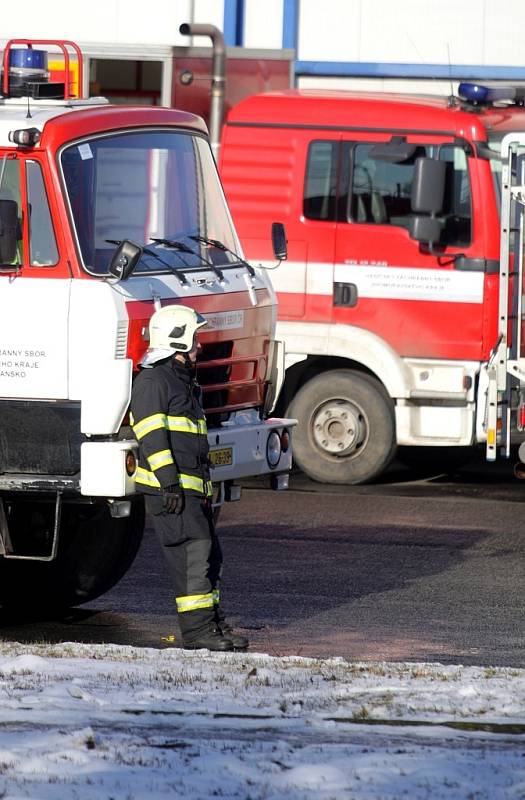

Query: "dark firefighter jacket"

xmin=130 ymin=358 xmax=212 ymax=497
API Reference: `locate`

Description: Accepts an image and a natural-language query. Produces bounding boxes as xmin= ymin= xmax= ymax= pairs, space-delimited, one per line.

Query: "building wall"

xmin=1 ymin=0 xmax=525 ymax=93
xmin=0 ymin=0 xmax=222 ymax=46
xmin=292 ymin=0 xmax=525 ymax=90
xmin=245 ymin=0 xmax=525 ymax=93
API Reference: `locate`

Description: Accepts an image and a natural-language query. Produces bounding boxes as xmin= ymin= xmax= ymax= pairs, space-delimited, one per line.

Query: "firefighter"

xmin=130 ymin=304 xmax=248 ymax=651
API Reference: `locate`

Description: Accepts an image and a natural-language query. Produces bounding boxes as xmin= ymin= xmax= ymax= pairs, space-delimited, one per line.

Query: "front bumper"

xmin=0 ymin=416 xmax=297 ymax=498
xmin=208 ymin=416 xmax=296 ymax=484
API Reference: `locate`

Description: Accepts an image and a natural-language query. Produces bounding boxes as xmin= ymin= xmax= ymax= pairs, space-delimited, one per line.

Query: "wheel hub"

xmin=312 ymin=400 xmax=365 ymax=455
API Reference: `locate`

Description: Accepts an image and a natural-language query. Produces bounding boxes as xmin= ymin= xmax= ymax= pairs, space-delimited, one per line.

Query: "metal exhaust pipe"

xmin=179 ymin=23 xmax=226 ymax=160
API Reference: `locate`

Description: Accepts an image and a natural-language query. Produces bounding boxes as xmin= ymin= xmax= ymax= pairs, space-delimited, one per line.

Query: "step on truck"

xmin=219 ymin=83 xmax=525 ymax=483
xmin=0 ymin=39 xmax=295 ymax=608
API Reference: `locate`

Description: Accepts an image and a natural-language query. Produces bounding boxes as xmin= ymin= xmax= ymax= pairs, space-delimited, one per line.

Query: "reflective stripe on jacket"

xmin=130 ymin=358 xmax=211 ymax=498
xmin=135 ymin=466 xmax=212 ymax=496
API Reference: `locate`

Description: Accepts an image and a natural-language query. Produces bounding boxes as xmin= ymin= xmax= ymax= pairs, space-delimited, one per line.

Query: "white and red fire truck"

xmin=219 ymin=84 xmax=525 ymax=484
xmin=0 ymin=39 xmax=295 ymax=608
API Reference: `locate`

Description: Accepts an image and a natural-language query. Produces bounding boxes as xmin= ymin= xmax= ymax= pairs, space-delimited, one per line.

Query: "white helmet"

xmin=140 ymin=305 xmax=208 ymax=367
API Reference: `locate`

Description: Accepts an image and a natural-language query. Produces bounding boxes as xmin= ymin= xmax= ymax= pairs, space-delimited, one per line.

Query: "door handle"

xmin=333 ymin=282 xmax=358 ymax=307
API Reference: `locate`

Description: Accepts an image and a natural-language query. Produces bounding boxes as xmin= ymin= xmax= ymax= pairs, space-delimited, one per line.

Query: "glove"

xmin=162 ymin=484 xmax=184 ymax=514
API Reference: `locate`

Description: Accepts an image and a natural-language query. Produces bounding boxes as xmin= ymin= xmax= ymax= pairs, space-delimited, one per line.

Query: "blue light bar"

xmin=9 ymin=48 xmax=48 ymax=73
xmin=458 ymin=82 xmax=517 ymax=104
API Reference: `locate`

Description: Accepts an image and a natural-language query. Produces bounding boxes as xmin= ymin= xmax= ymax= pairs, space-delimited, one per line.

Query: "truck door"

xmin=0 ymin=155 xmax=70 ymax=400
xmin=333 ymin=138 xmax=484 ymax=361
xmin=301 ymin=137 xmax=339 ymax=320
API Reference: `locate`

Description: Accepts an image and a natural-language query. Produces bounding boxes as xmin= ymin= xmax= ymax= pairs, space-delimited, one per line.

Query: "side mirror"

xmin=0 ymin=199 xmax=19 ymax=264
xmin=271 ymin=222 xmax=287 ymax=261
xmin=411 ymin=157 xmax=446 ymax=214
xmin=409 ymin=157 xmax=447 ymax=246
xmin=409 ymin=216 xmax=443 ymax=244
xmin=108 ymin=240 xmax=143 ymax=281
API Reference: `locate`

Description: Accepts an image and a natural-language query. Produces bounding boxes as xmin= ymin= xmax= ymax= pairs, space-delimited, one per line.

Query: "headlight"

xmin=266 ymin=430 xmax=282 ymax=468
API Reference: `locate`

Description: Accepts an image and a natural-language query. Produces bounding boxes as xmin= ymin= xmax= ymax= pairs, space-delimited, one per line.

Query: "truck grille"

xmin=197 ymin=339 xmax=268 ymax=421
xmin=127 ymin=298 xmax=273 ymax=423
xmin=197 ymin=341 xmax=232 ymax=417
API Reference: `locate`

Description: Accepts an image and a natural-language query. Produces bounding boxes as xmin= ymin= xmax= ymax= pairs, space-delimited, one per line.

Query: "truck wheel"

xmin=288 ymin=369 xmax=396 ymax=484
xmin=0 ymin=497 xmax=145 ymax=610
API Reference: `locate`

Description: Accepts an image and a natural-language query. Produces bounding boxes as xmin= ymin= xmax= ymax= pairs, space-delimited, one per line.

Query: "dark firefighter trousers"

xmin=145 ymin=493 xmax=224 ymax=644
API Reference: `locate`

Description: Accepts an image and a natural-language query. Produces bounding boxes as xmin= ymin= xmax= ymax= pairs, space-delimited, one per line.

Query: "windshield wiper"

xmin=151 ymin=237 xmax=225 ymax=282
xmin=150 ymin=237 xmax=198 ymax=255
xmin=189 ymin=235 xmax=255 ymax=276
xmin=106 ymin=239 xmax=189 ymax=286
xmin=142 ymin=247 xmax=189 ymax=286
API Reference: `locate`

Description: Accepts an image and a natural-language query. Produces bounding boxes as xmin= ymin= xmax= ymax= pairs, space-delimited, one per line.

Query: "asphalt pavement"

xmin=1 ymin=448 xmax=524 ymax=667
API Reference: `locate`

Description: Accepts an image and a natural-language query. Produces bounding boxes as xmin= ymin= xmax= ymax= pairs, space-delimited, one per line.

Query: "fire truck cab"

xmin=220 ymin=85 xmax=524 ymax=484
xmin=0 ymin=41 xmax=295 ymax=608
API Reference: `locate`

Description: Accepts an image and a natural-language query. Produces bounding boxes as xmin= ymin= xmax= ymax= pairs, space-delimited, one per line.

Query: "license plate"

xmin=209 ymin=447 xmax=233 ymax=467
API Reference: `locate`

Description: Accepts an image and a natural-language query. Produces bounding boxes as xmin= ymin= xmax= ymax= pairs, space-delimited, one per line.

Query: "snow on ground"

xmin=0 ymin=643 xmax=523 ymax=799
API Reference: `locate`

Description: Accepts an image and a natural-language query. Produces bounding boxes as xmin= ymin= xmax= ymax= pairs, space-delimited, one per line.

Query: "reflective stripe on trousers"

xmin=176 ymin=592 xmax=215 ymax=613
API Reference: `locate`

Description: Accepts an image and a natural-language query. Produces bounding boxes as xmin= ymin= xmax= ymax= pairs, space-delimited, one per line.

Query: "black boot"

xmin=183 ymin=626 xmax=233 ymax=651
xmin=218 ymin=622 xmax=249 ymax=650
xmin=214 ymin=604 xmax=249 ymax=650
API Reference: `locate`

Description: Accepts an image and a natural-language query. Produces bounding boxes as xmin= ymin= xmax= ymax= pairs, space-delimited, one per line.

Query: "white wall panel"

xmin=297 ymin=0 xmax=525 ymax=69
xmin=193 ymin=0 xmax=225 ymax=33
xmin=299 ymin=0 xmax=361 ymax=60
xmin=116 ymin=0 xmax=193 ymax=45
xmin=2 ymin=0 xmax=525 ymax=78
xmin=298 ymin=76 xmax=461 ymax=96
xmin=483 ymin=1 xmax=525 ymax=64
xmin=0 ymin=0 xmax=120 ymax=42
xmin=359 ymin=0 xmax=485 ymax=65
xmin=245 ymin=0 xmax=283 ymax=48
xmin=0 ymin=0 xmax=224 ymax=46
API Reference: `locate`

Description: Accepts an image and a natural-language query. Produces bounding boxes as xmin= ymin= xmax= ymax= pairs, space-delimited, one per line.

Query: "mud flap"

xmin=0 ymin=491 xmax=62 ymax=561
xmin=0 ymin=497 xmax=11 ymax=556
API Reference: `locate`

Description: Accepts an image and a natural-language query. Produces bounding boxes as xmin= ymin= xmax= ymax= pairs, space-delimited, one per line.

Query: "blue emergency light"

xmin=9 ymin=48 xmax=48 ymax=75
xmin=458 ymin=82 xmax=518 ymax=105
xmin=2 ymin=46 xmax=58 ymax=98
xmin=1 ymin=39 xmax=81 ymax=100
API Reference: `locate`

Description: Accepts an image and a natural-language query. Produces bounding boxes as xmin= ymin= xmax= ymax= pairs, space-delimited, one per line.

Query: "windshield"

xmin=60 ymin=129 xmax=239 ymax=275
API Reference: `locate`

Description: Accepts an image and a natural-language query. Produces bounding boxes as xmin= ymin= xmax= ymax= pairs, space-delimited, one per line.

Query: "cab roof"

xmin=0 ymin=98 xmax=208 ymax=148
xmin=225 ymin=89 xmax=525 ymax=143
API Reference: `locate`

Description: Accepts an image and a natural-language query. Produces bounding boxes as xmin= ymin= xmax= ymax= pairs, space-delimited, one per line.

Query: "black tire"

xmin=287 ymin=369 xmax=396 ymax=484
xmin=0 ymin=497 xmax=145 ymax=610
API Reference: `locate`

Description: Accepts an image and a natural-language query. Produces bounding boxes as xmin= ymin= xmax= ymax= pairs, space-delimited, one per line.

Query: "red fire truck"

xmin=0 ymin=40 xmax=295 ymax=608
xmin=219 ymin=84 xmax=525 ymax=484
